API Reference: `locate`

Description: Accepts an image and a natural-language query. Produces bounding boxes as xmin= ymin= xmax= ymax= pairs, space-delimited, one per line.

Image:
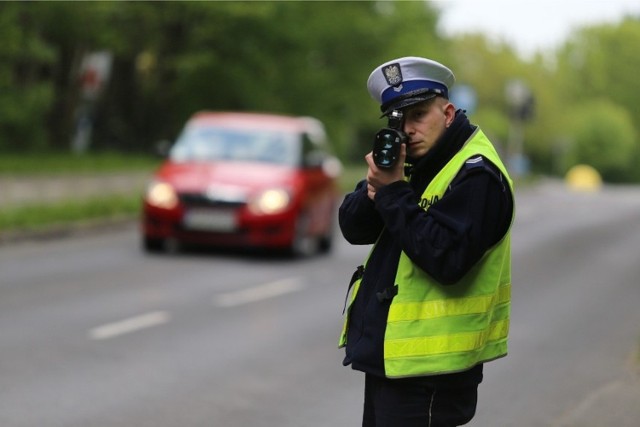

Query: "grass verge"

xmin=0 ymin=194 xmax=141 ymax=233
xmin=0 ymin=152 xmax=160 ymax=175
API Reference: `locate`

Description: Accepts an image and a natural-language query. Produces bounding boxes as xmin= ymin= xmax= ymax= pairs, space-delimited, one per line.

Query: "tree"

xmin=554 ymin=17 xmax=640 ymax=180
xmin=0 ymin=2 xmax=56 ymax=151
xmin=563 ymin=99 xmax=637 ymax=182
xmin=0 ymin=1 xmax=445 ymax=157
xmin=557 ymin=17 xmax=640 ymax=124
xmin=5 ymin=1 xmax=638 ymax=183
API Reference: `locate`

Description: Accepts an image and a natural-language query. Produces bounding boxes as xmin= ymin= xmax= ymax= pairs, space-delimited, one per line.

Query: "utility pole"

xmin=505 ymin=79 xmax=534 ymax=177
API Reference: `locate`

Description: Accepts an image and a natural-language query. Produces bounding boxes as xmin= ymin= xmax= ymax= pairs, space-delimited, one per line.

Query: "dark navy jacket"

xmin=339 ymin=110 xmax=514 ymax=386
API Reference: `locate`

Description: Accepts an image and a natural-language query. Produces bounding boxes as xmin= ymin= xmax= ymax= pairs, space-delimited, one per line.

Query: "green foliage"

xmin=558 ymin=17 xmax=640 ymax=120
xmin=471 ymin=107 xmax=510 ymax=154
xmin=1 ymin=2 xmax=640 ymax=182
xmin=0 ymin=2 xmax=57 ymax=150
xmin=447 ymin=18 xmax=640 ymax=182
xmin=0 ymin=152 xmax=159 ymax=175
xmin=563 ymin=100 xmax=637 ymax=182
xmin=18 ymin=0 xmax=442 ymax=159
xmin=551 ymin=17 xmax=640 ymax=180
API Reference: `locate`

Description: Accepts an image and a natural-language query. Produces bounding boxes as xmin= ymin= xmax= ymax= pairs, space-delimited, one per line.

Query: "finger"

xmin=367 ymin=184 xmax=376 ymax=200
xmin=364 ymin=151 xmax=377 ymax=170
xmin=394 ymin=144 xmax=407 ymax=173
xmin=366 ymin=168 xmax=375 ymax=185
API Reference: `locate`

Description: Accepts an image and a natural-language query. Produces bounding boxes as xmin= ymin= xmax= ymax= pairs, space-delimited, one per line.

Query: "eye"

xmin=410 ymin=109 xmax=427 ymax=121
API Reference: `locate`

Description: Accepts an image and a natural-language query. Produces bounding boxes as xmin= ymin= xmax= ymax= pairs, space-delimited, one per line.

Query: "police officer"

xmin=338 ymin=57 xmax=515 ymax=426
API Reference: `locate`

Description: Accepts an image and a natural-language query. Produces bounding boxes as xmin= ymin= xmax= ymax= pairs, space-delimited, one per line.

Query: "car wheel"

xmin=318 ymin=232 xmax=333 ymax=254
xmin=290 ymin=213 xmax=318 ymax=258
xmin=142 ymin=236 xmax=165 ymax=253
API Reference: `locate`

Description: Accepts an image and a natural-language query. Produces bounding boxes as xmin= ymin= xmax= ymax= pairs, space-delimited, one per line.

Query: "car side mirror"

xmin=304 ymin=150 xmax=326 ymax=168
xmin=154 ymin=140 xmax=172 ymax=158
xmin=322 ymin=156 xmax=342 ymax=178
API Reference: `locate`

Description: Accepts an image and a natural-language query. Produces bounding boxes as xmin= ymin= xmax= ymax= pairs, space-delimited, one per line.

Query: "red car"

xmin=141 ymin=112 xmax=341 ymax=256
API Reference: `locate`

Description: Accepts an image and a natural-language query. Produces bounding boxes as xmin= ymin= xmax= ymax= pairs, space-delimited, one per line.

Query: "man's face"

xmin=402 ymin=98 xmax=454 ymax=159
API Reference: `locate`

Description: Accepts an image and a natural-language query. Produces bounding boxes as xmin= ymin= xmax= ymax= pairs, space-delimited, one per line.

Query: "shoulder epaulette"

xmin=463 ymin=155 xmax=486 ymax=171
xmin=449 ymin=155 xmax=505 ymax=192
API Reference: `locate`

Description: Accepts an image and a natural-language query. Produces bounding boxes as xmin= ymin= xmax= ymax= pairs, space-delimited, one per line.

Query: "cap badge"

xmin=382 ymin=63 xmax=403 ymax=87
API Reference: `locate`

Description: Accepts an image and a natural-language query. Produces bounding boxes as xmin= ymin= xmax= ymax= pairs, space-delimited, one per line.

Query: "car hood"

xmin=154 ymin=161 xmax=296 ymax=194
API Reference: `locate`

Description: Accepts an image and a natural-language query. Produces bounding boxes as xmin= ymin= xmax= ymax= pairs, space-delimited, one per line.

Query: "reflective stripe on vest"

xmin=387 ymin=282 xmax=511 ymax=322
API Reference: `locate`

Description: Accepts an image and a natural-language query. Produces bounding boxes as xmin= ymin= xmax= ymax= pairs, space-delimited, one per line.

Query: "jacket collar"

xmin=408 ymin=109 xmax=476 ymax=193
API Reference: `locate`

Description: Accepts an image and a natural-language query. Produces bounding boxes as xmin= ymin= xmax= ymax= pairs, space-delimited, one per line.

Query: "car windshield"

xmin=170 ymin=125 xmax=300 ymax=166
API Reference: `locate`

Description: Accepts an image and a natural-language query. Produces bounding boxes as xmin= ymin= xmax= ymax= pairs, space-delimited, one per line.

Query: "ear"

xmin=444 ymin=102 xmax=456 ymax=127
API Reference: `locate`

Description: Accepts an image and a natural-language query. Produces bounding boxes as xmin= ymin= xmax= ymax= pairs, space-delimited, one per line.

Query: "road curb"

xmin=0 ymin=216 xmax=137 ymax=246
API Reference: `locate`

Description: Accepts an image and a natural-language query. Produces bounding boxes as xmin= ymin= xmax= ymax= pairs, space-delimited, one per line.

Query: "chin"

xmin=410 ymin=148 xmax=428 ymax=158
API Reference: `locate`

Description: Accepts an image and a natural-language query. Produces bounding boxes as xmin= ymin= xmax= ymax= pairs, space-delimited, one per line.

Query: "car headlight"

xmin=248 ymin=188 xmax=291 ymax=215
xmin=146 ymin=182 xmax=179 ymax=209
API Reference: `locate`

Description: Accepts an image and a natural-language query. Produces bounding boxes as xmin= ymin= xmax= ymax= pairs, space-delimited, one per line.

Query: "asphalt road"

xmin=1 ymin=180 xmax=640 ymax=427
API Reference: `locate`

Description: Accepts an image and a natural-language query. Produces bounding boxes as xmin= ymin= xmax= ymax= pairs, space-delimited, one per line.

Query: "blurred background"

xmin=2 ymin=2 xmax=640 ymax=426
xmin=2 ymin=0 xmax=639 ymax=171
xmin=3 ymin=0 xmax=640 ymax=230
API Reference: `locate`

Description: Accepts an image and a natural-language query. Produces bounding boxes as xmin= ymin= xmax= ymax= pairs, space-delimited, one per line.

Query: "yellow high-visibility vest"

xmin=340 ymin=127 xmax=514 ymax=378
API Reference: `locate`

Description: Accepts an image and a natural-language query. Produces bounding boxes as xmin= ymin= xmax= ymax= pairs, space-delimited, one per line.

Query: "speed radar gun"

xmin=372 ymin=109 xmax=407 ymax=169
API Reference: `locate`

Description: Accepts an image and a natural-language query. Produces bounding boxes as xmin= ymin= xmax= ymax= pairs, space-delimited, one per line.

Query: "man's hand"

xmin=365 ymin=143 xmax=406 ymax=201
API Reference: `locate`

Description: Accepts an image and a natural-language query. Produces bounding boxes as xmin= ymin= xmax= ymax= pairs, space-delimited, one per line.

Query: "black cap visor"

xmin=380 ymin=89 xmax=439 ymax=117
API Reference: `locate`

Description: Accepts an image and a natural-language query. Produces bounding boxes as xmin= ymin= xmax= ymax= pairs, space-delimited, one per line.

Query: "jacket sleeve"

xmin=373 ymin=163 xmax=513 ymax=284
xmin=338 ymin=179 xmax=385 ymax=245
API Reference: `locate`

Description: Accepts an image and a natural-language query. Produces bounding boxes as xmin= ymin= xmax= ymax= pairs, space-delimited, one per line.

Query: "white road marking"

xmin=213 ymin=277 xmax=305 ymax=307
xmin=88 ymin=311 xmax=170 ymax=340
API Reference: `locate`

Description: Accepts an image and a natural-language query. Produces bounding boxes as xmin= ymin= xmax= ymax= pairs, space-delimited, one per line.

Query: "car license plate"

xmin=183 ymin=209 xmax=236 ymax=232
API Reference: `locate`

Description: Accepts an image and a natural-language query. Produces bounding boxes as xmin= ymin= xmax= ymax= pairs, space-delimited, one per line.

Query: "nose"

xmin=403 ymin=120 xmax=414 ymax=135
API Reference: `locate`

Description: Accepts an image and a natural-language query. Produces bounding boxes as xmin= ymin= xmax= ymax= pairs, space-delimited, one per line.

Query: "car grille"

xmin=178 ymin=192 xmax=246 ymax=208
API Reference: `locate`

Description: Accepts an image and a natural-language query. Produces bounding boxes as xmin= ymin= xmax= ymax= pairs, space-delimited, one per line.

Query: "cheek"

xmin=428 ymin=116 xmax=447 ymax=135
xmin=423 ymin=120 xmax=440 ymax=137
